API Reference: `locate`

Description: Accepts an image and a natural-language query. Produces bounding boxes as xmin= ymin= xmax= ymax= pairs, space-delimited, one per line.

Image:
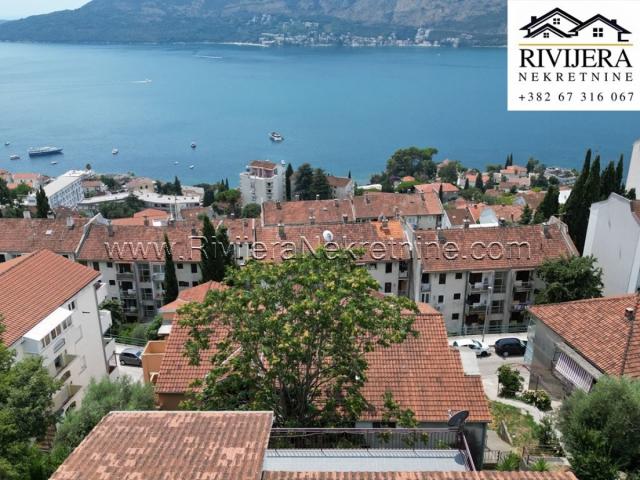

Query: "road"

xmin=114 ymin=343 xmax=144 ymax=384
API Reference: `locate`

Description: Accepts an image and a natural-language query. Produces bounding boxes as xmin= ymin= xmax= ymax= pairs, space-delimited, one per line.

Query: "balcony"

xmin=466 ymin=302 xmax=488 ymax=313
xmin=152 ymin=272 xmax=165 ymax=281
xmin=99 ymin=309 xmax=112 ymax=334
xmin=468 ymin=281 xmax=490 ymax=292
xmin=53 ymin=383 xmax=82 ymax=412
xmin=420 ymin=283 xmax=431 ymax=292
xmin=95 ymin=282 xmax=108 ymax=305
xmin=513 ymin=280 xmax=533 ymax=291
xmin=120 ymin=289 xmax=137 ymax=299
xmin=50 ymin=353 xmax=77 ymax=377
xmin=116 ymin=271 xmax=134 ymax=280
xmin=511 ymin=301 xmax=531 ymax=312
xmin=103 ymin=336 xmax=116 ymax=363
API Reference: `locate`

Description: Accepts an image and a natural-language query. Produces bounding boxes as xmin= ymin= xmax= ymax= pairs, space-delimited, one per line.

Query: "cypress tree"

xmin=173 ymin=176 xmax=183 ymax=196
xmin=163 ymin=233 xmax=179 ymax=304
xmin=616 ymin=155 xmax=625 ymax=194
xmin=564 ymin=149 xmax=592 ymax=253
xmin=464 ymin=178 xmax=470 ymax=190
xmin=200 ymin=216 xmax=217 ymax=282
xmin=570 ymin=154 xmax=600 ymax=253
xmin=627 ymin=188 xmax=636 ymax=200
xmin=538 ymin=186 xmax=560 ymax=221
xmin=35 ymin=186 xmax=50 ymax=218
xmin=212 ymin=225 xmax=234 ymax=281
xmin=310 ymin=168 xmax=331 ymax=200
xmin=474 ymin=172 xmax=484 ymax=192
xmin=600 ymin=161 xmax=617 ymax=200
xmin=520 ymin=204 xmax=532 ymax=225
xmin=294 ymin=163 xmax=314 ymax=200
xmin=505 ymin=154 xmax=513 ymax=168
xmin=348 ymin=170 xmax=352 ymax=179
xmin=438 ymin=184 xmax=443 ymax=202
xmin=285 ymin=164 xmax=294 ymax=201
xmin=585 ymin=155 xmax=601 ymax=203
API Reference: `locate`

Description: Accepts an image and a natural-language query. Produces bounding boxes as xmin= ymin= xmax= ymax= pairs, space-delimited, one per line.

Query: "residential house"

xmin=411 ymin=221 xmax=578 ymax=335
xmin=133 ymin=190 xmax=202 ymax=212
xmin=326 ymin=174 xmax=354 ymax=199
xmin=125 ymin=177 xmax=156 ymax=193
xmin=110 ymin=208 xmax=170 ymax=227
xmin=262 ymin=198 xmax=355 ymax=226
xmin=0 ymin=250 xmax=115 ymax=414
xmin=584 ymin=193 xmax=640 ymax=295
xmin=415 ymin=182 xmax=459 ymax=202
xmin=81 ymin=179 xmax=107 ymax=196
xmin=239 ymin=160 xmax=287 ymax=206
xmin=526 ymin=294 xmax=640 ymax=398
xmin=353 ymin=192 xmax=443 ymax=229
xmin=11 ymin=172 xmax=45 ymax=190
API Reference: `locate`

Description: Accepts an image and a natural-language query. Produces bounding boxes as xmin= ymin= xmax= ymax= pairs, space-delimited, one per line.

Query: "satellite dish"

xmin=447 ymin=410 xmax=470 ymax=428
xmin=322 ymin=230 xmax=334 ymax=242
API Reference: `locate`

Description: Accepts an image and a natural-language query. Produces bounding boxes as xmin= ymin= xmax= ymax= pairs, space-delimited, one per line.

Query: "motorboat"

xmin=269 ymin=132 xmax=284 ymax=142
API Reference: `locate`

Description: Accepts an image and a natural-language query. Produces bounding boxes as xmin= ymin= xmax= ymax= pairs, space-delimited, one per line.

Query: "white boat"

xmin=269 ymin=132 xmax=284 ymax=142
xmin=112 ymin=148 xmax=119 ymax=155
xmin=189 ymin=165 xmax=195 ymax=169
xmin=190 ymin=142 xmax=197 ymax=149
xmin=50 ymin=161 xmax=58 ymax=165
xmin=4 ymin=142 xmax=9 ymax=146
xmin=174 ymin=161 xmax=179 ymax=165
xmin=9 ymin=155 xmax=20 ymax=160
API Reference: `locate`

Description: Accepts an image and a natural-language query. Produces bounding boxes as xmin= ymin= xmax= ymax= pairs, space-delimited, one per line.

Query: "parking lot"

xmin=114 ymin=343 xmax=144 ymax=384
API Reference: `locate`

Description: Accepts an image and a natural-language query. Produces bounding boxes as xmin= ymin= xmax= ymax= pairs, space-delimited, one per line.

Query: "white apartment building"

xmin=37 ymin=170 xmax=86 ymax=209
xmin=0 ymin=250 xmax=114 ymax=414
xmin=410 ymin=221 xmax=577 ymax=335
xmin=584 ymin=192 xmax=640 ymax=295
xmin=239 ymin=160 xmax=287 ymax=205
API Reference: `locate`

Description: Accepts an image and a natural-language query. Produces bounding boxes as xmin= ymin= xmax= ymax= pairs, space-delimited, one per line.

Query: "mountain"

xmin=0 ymin=0 xmax=507 ymax=45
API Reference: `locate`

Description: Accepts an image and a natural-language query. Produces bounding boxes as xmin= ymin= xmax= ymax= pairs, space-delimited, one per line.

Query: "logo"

xmin=508 ymin=1 xmax=640 ymax=111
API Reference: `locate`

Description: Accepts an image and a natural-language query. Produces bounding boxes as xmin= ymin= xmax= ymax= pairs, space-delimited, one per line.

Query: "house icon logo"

xmin=520 ymin=7 xmax=631 ymax=42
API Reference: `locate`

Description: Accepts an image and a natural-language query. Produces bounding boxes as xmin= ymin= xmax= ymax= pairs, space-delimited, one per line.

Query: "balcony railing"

xmin=116 ymin=271 xmax=134 ymax=280
xmin=511 ymin=301 xmax=531 ymax=312
xmin=53 ymin=383 xmax=82 ymax=412
xmin=51 ymin=353 xmax=77 ymax=377
xmin=451 ymin=322 xmax=530 ymax=337
xmin=468 ymin=281 xmax=490 ymax=292
xmin=466 ymin=302 xmax=487 ymax=313
xmin=420 ymin=283 xmax=431 ymax=292
xmin=513 ymin=280 xmax=533 ymax=290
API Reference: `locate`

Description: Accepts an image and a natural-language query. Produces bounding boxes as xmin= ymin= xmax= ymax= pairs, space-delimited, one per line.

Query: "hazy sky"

xmin=0 ymin=0 xmax=90 ymax=19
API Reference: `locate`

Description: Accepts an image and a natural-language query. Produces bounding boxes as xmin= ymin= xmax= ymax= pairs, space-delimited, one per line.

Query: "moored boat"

xmin=112 ymin=148 xmax=119 ymax=155
xmin=269 ymin=132 xmax=284 ymax=142
xmin=28 ymin=146 xmax=63 ymax=157
xmin=9 ymin=155 xmax=20 ymax=160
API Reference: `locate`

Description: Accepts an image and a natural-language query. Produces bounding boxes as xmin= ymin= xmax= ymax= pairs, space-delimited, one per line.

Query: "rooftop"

xmin=263 ymin=198 xmax=355 ymax=226
xmin=249 ymin=160 xmax=278 ymax=170
xmin=0 ymin=250 xmax=100 ymax=346
xmin=326 ymin=175 xmax=352 ymax=188
xmin=415 ymin=183 xmax=459 ymax=194
xmin=263 ymin=473 xmax=577 ymax=480
xmin=50 ymin=411 xmax=273 ymax=480
xmin=159 ymin=280 xmax=225 ymax=314
xmin=44 ymin=172 xmax=82 ymax=196
xmin=0 ymin=217 xmax=85 ymax=254
xmin=528 ymin=293 xmax=640 ymax=378
xmin=353 ymin=192 xmax=442 ymax=219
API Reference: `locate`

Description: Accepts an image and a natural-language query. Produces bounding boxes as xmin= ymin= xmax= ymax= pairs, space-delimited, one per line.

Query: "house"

xmin=239 ymin=160 xmax=287 ymax=205
xmin=353 ymin=192 xmax=443 ymax=229
xmin=411 ymin=221 xmax=578 ymax=335
xmin=262 ymin=198 xmax=355 ymax=226
xmin=125 ymin=176 xmax=155 ymax=192
xmin=81 ymin=179 xmax=107 ymax=196
xmin=0 ymin=250 xmax=115 ymax=414
xmin=584 ymin=193 xmax=640 ymax=295
xmin=11 ymin=172 xmax=45 ymax=189
xmin=326 ymin=174 xmax=354 ymax=199
xmin=520 ymin=8 xmax=582 ymax=40
xmin=146 ymin=301 xmax=491 ymax=466
xmin=526 ymin=294 xmax=640 ymax=398
xmin=415 ymin=182 xmax=459 ymax=202
xmin=110 ymin=208 xmax=170 ymax=227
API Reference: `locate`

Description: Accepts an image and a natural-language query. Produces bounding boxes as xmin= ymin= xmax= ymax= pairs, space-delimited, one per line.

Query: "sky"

xmin=0 ymin=0 xmax=89 ymax=20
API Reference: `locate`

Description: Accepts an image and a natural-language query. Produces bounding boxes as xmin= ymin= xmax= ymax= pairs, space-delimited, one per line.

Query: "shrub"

xmin=496 ymin=452 xmax=521 ymax=471
xmin=498 ymin=364 xmax=524 ymax=398
xmin=530 ymin=459 xmax=550 ymax=472
xmin=534 ymin=416 xmax=563 ymax=456
xmin=521 ymin=389 xmax=552 ymax=411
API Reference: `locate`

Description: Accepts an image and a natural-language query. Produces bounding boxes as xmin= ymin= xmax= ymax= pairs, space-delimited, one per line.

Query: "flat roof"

xmin=23 ymin=307 xmax=72 ymax=341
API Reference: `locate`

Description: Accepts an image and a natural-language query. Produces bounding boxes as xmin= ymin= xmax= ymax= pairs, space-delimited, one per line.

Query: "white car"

xmin=452 ymin=339 xmax=491 ymax=357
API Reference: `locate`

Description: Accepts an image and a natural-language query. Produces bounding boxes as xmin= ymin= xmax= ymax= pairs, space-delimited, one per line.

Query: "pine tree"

xmin=294 ymin=163 xmax=314 ymax=200
xmin=200 ymin=216 xmax=217 ymax=282
xmin=600 ymin=161 xmax=617 ymax=200
xmin=173 ymin=176 xmax=183 ymax=196
xmin=35 ymin=186 xmax=50 ymax=218
xmin=616 ymin=155 xmax=625 ymax=194
xmin=585 ymin=155 xmax=601 ymax=203
xmin=474 ymin=172 xmax=484 ymax=192
xmin=520 ymin=204 xmax=532 ymax=225
xmin=225 ymin=178 xmax=229 ymax=190
xmin=464 ymin=178 xmax=470 ymax=190
xmin=564 ymin=149 xmax=592 ymax=254
xmin=163 ymin=233 xmax=179 ymax=304
xmin=285 ymin=164 xmax=294 ymax=201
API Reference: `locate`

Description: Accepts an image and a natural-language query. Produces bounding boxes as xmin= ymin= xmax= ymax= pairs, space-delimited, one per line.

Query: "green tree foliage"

xmin=474 ymin=172 xmax=484 ymax=192
xmin=558 ymin=376 xmax=640 ymax=480
xmin=214 ymin=189 xmax=241 ymax=217
xmin=600 ymin=161 xmax=618 ymax=200
xmin=293 ymin=163 xmax=314 ymax=200
xmin=0 ymin=318 xmax=59 ymax=480
xmin=486 ymin=163 xmax=503 ymax=174
xmin=496 ymin=452 xmax=521 ymax=471
xmin=564 ymin=150 xmax=592 ymax=254
xmin=180 ymin=249 xmax=417 ymax=427
xmin=99 ymin=175 xmax=118 ymax=191
xmin=585 ymin=155 xmax=601 ymax=204
xmin=526 ymin=157 xmax=539 ymax=174
xmin=48 ymin=377 xmax=155 ymax=471
xmin=241 ymin=203 xmax=261 ymax=218
xmin=395 ymin=181 xmax=418 ymax=193
xmin=173 ymin=176 xmax=182 ymax=196
xmin=616 ymin=155 xmax=625 ymax=194
xmin=535 ymin=255 xmax=603 ymax=304
xmin=0 ymin=178 xmax=11 ymax=205
xmin=530 ymin=174 xmax=549 ymax=189
xmin=35 ymin=186 xmax=50 ymax=218
xmin=497 ymin=364 xmax=523 ymax=397
xmin=285 ymin=163 xmax=294 ymax=201
xmin=200 ymin=218 xmax=234 ymax=283
xmin=384 ymin=147 xmax=438 ymax=181
xmin=628 ymin=188 xmax=637 ymax=200
xmin=99 ymin=299 xmax=124 ymax=333
xmin=463 ymin=178 xmax=470 ymax=190
xmin=505 ymin=153 xmax=513 ymax=168
xmin=537 ymin=186 xmax=559 ymax=221
xmin=98 ymin=195 xmax=146 ymax=219
xmin=146 ymin=315 xmax=164 ymax=341
xmin=163 ymin=233 xmax=179 ymax=304
xmin=438 ymin=161 xmax=459 ymax=184
xmin=310 ymin=168 xmax=332 ymax=200
xmin=519 ymin=204 xmax=532 ymax=225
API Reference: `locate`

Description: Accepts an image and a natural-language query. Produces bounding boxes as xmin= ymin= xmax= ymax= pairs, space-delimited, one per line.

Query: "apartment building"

xmin=583 ymin=192 xmax=640 ymax=295
xmin=36 ymin=170 xmax=85 ymax=209
xmin=0 ymin=250 xmax=114 ymax=414
xmin=411 ymin=221 xmax=578 ymax=335
xmin=239 ymin=160 xmax=287 ymax=205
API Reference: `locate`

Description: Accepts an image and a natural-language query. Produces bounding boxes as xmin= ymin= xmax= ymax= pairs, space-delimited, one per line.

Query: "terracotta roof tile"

xmin=50 ymin=411 xmax=273 ymax=480
xmin=133 ymin=208 xmax=169 ymax=218
xmin=264 ymin=472 xmax=577 ymax=480
xmin=416 ymin=223 xmax=576 ymax=272
xmin=444 ymin=207 xmax=472 ymax=227
xmin=159 ymin=281 xmax=225 ymax=314
xmin=0 ymin=218 xmax=85 ymax=254
xmin=517 ymin=191 xmax=545 ymax=211
xmin=327 ymin=175 xmax=352 ymax=188
xmin=0 ymin=250 xmax=100 ymax=346
xmin=354 ymin=192 xmax=442 ymax=219
xmin=528 ymin=294 xmax=640 ymax=378
xmin=250 ymin=160 xmax=278 ymax=169
xmin=415 ymin=183 xmax=459 ymax=194
xmin=263 ymin=199 xmax=355 ymax=226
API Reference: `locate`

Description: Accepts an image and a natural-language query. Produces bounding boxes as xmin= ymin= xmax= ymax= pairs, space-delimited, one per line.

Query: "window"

xmin=421 ymin=273 xmax=430 ymax=284
xmin=0 ymin=254 xmax=5 ymax=263
xmin=439 ymin=273 xmax=446 ymax=285
xmin=453 ymin=293 xmax=461 ymax=300
xmin=437 ymin=295 xmax=444 ymax=303
xmin=191 ymin=264 xmax=198 ymax=274
xmin=452 ymin=313 xmax=459 ymax=320
xmin=109 ymin=280 xmax=116 ymax=286
xmin=385 ymin=263 xmax=393 ymax=273
xmin=178 ymin=281 xmax=189 ymax=287
xmin=421 ymin=293 xmax=430 ymax=303
xmin=68 ymin=301 xmax=76 ymax=311
xmin=138 ymin=263 xmax=151 ymax=282
xmin=593 ymin=27 xmax=603 ymax=38
xmin=107 ymin=262 xmax=113 ymax=268
xmin=92 ymin=262 xmax=100 ymax=271
xmin=552 ymin=17 xmax=560 ymax=25
xmin=455 ymin=272 xmax=463 ymax=280
xmin=192 ymin=281 xmax=199 ymax=287
xmin=543 ymin=32 xmax=550 ymax=38
xmin=177 ymin=263 xmax=184 ymax=270
xmin=384 ymin=282 xmax=392 ymax=293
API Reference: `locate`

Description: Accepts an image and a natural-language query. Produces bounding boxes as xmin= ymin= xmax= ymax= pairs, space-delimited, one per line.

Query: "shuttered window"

xmin=554 ymin=352 xmax=594 ymax=392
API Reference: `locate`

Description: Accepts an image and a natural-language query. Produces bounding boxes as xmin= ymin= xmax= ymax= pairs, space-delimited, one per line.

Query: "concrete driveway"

xmin=114 ymin=343 xmax=144 ymax=384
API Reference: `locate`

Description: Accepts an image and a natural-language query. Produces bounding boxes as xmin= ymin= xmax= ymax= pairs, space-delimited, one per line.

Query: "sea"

xmin=1 ymin=42 xmax=639 ymax=185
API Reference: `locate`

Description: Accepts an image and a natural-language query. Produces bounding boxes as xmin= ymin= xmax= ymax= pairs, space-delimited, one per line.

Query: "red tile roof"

xmin=160 ymin=281 xmax=225 ymax=314
xmin=133 ymin=208 xmax=169 ymax=218
xmin=354 ymin=192 xmax=442 ymax=219
xmin=415 ymin=183 xmax=459 ymax=194
xmin=528 ymin=294 xmax=640 ymax=378
xmin=250 ymin=160 xmax=278 ymax=169
xmin=415 ymin=222 xmax=577 ymax=272
xmin=50 ymin=411 xmax=273 ymax=480
xmin=327 ymin=175 xmax=352 ymax=188
xmin=264 ymin=472 xmax=577 ymax=480
xmin=0 ymin=250 xmax=100 ymax=346
xmin=77 ymin=223 xmax=201 ymax=262
xmin=263 ymin=199 xmax=355 ymax=226
xmin=255 ymin=220 xmax=411 ymax=263
xmin=0 ymin=218 xmax=85 ymax=254
xmin=444 ymin=207 xmax=472 ymax=227
xmin=517 ymin=191 xmax=545 ymax=211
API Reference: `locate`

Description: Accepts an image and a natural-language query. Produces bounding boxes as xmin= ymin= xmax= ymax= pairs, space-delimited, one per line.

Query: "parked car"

xmin=119 ymin=348 xmax=142 ymax=367
xmin=494 ymin=337 xmax=527 ymax=357
xmin=452 ymin=339 xmax=491 ymax=357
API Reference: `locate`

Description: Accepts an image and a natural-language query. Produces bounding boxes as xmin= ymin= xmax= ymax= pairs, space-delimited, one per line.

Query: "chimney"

xmin=334 ymin=199 xmax=339 ymax=207
xmin=530 ymin=15 xmax=537 ymax=22
xmin=66 ymin=216 xmax=75 ymax=229
xmin=420 ymin=191 xmax=425 ymax=201
xmin=394 ymin=206 xmax=400 ymax=219
xmin=276 ymin=200 xmax=281 ymax=210
xmin=543 ymin=223 xmax=550 ymax=238
xmin=309 ymin=215 xmax=316 ymax=225
xmin=143 ymin=216 xmax=149 ymax=226
xmin=23 ymin=210 xmax=31 ymax=219
xmin=295 ymin=194 xmax=300 ymax=201
xmin=382 ymin=216 xmax=389 ymax=229
xmin=436 ymin=228 xmax=445 ymax=243
xmin=365 ymin=193 xmax=370 ymax=204
xmin=107 ymin=223 xmax=114 ymax=237
xmin=278 ymin=223 xmax=285 ymax=239
xmin=499 ymin=217 xmax=506 ymax=227
xmin=611 ymin=19 xmax=617 ymax=24
xmin=342 ymin=213 xmax=348 ymax=224
xmin=463 ymin=218 xmax=470 ymax=229
xmin=316 ymin=194 xmax=320 ymax=201
xmin=625 ymin=307 xmax=635 ymax=322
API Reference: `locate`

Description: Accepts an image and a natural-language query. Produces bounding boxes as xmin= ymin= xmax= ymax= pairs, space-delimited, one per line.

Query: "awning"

xmin=554 ymin=351 xmax=594 ymax=392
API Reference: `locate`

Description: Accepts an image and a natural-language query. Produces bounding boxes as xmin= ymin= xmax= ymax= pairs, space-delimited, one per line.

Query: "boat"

xmin=9 ymin=155 xmax=20 ymax=160
xmin=189 ymin=165 xmax=195 ymax=169
xmin=50 ymin=161 xmax=58 ymax=165
xmin=269 ymin=132 xmax=284 ymax=142
xmin=112 ymin=148 xmax=119 ymax=155
xmin=4 ymin=142 xmax=9 ymax=146
xmin=28 ymin=146 xmax=63 ymax=157
xmin=190 ymin=142 xmax=197 ymax=149
xmin=174 ymin=161 xmax=179 ymax=165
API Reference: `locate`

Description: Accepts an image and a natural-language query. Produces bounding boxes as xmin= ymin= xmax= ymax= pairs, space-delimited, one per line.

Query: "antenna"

xmin=322 ymin=230 xmax=334 ymax=242
xmin=447 ymin=410 xmax=469 ymax=429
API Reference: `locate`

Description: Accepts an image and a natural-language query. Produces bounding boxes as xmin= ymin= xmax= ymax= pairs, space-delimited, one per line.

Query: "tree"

xmin=486 ymin=164 xmax=502 ymax=174
xmin=384 ymin=147 xmax=438 ymax=181
xmin=600 ymin=161 xmax=617 ymax=200
xmin=558 ymin=376 xmax=640 ymax=480
xmin=163 ymin=233 xmax=179 ymax=304
xmin=526 ymin=157 xmax=539 ymax=174
xmin=310 ymin=168 xmax=331 ymax=200
xmin=585 ymin=155 xmax=601 ymax=205
xmin=214 ymin=189 xmax=241 ymax=217
xmin=200 ymin=218 xmax=234 ymax=283
xmin=180 ymin=249 xmax=417 ymax=427
xmin=616 ymin=155 xmax=625 ymax=194
xmin=519 ymin=204 xmax=532 ymax=225
xmin=535 ymin=256 xmax=603 ymax=304
xmin=537 ymin=186 xmax=559 ymax=221
xmin=35 ymin=186 xmax=50 ymax=218
xmin=173 ymin=176 xmax=183 ymax=196
xmin=285 ymin=164 xmax=294 ymax=201
xmin=99 ymin=175 xmax=118 ymax=191
xmin=0 ymin=179 xmax=11 ymax=206
xmin=48 ymin=377 xmax=155 ymax=471
xmin=98 ymin=195 xmax=146 ymax=219
xmin=293 ymin=163 xmax=314 ymax=200
xmin=241 ymin=203 xmax=261 ymax=218
xmin=497 ymin=364 xmax=523 ymax=397
xmin=439 ymin=161 xmax=459 ymax=184
xmin=628 ymin=188 xmax=637 ymax=200
xmin=474 ymin=172 xmax=484 ymax=192
xmin=505 ymin=153 xmax=513 ymax=168
xmin=463 ymin=178 xmax=470 ymax=190
xmin=99 ymin=299 xmax=124 ymax=333
xmin=564 ymin=149 xmax=592 ymax=254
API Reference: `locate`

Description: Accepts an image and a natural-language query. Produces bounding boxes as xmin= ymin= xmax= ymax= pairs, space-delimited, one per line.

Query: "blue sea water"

xmin=0 ymin=42 xmax=639 ymax=185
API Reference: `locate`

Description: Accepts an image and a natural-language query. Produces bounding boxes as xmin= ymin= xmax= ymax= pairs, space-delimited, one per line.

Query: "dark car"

xmin=119 ymin=348 xmax=142 ymax=367
xmin=494 ymin=337 xmax=527 ymax=357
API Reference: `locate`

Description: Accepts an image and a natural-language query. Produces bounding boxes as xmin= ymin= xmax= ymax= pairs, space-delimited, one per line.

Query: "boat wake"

xmin=195 ymin=55 xmax=223 ymax=60
xmin=132 ymin=79 xmax=153 ymax=84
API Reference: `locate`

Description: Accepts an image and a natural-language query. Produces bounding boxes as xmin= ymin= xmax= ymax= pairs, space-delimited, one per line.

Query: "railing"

xmin=468 ymin=281 xmax=490 ymax=292
xmin=104 ymin=335 xmax=147 ymax=347
xmin=466 ymin=303 xmax=487 ymax=313
xmin=420 ymin=284 xmax=431 ymax=292
xmin=513 ymin=281 xmax=533 ymax=290
xmin=449 ymin=323 xmax=529 ymax=337
xmin=511 ymin=302 xmax=531 ymax=312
